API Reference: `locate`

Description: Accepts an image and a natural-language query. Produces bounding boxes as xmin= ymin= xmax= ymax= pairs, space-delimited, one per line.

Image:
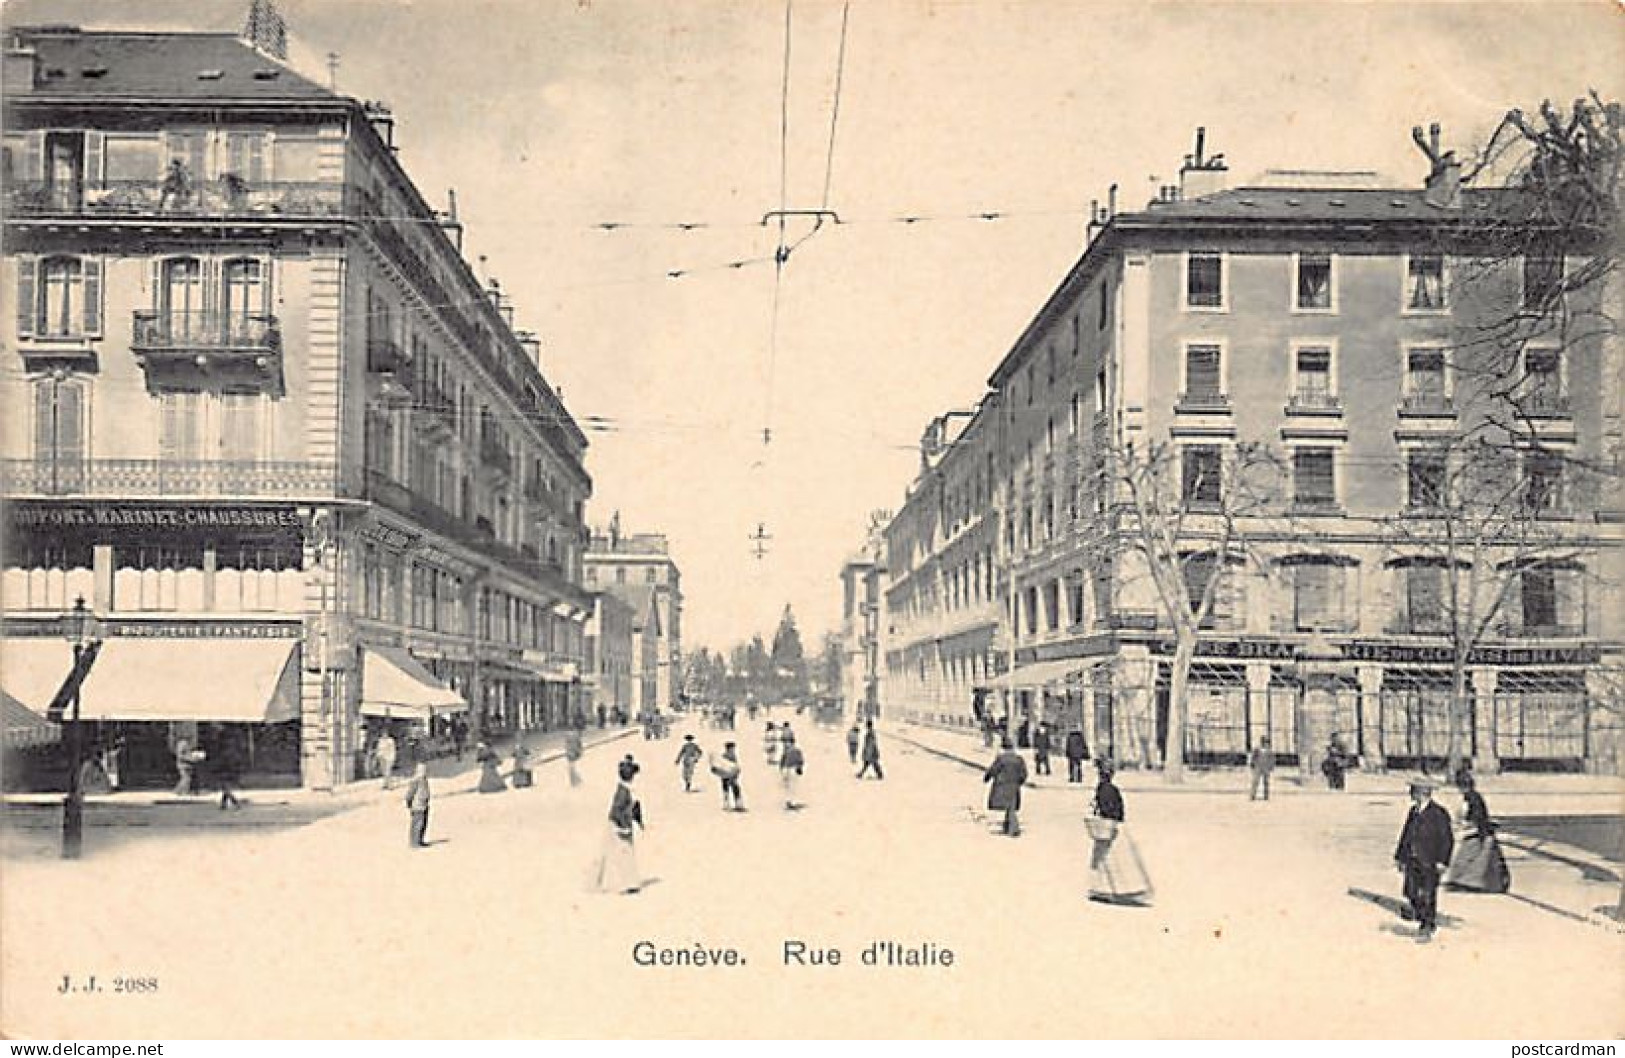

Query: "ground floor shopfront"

xmin=937 ymin=634 xmax=1624 ymax=775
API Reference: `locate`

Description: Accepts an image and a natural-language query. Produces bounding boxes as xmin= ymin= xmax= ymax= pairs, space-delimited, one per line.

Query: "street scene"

xmin=2 ymin=0 xmax=1623 ymax=1042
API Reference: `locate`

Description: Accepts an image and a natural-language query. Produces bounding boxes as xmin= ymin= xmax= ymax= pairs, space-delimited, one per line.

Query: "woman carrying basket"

xmin=1087 ymin=761 xmax=1153 ymax=905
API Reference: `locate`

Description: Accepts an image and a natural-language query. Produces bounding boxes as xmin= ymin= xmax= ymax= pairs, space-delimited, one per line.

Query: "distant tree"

xmin=769 ymin=605 xmax=809 ymax=700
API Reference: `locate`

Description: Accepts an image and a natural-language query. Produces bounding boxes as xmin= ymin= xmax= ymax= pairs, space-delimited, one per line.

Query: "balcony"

xmin=1285 ymin=390 xmax=1343 ymax=415
xmin=1 ymin=458 xmax=338 ymax=498
xmin=1175 ymin=390 xmax=1231 ymax=414
xmin=360 ymin=469 xmax=587 ymax=603
xmin=478 ymin=436 xmax=514 ymax=478
xmin=5 ymin=178 xmax=349 ymax=221
xmin=1399 ymin=392 xmax=1455 ymax=416
xmin=1519 ymin=391 xmax=1573 ymax=419
xmin=366 ymin=336 xmax=409 ymax=377
xmin=133 ymin=310 xmax=280 ymax=355
xmin=413 ymin=379 xmax=455 ymax=432
xmin=1385 ymin=617 xmax=1451 ymax=636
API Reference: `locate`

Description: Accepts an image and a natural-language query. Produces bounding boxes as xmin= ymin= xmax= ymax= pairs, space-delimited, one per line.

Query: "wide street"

xmin=2 ymin=715 xmax=1621 ymax=1039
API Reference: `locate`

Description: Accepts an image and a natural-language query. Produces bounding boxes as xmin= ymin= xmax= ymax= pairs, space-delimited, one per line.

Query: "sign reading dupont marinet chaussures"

xmin=7 ymin=502 xmax=303 ymax=532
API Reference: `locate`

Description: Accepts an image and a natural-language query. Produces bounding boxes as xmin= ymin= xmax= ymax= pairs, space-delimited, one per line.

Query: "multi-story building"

xmin=884 ymin=131 xmax=1622 ymax=774
xmin=583 ymin=526 xmax=682 ymax=713
xmin=584 ymin=591 xmax=634 ymax=723
xmin=838 ymin=514 xmax=889 ymax=721
xmin=0 ymin=19 xmax=592 ymax=790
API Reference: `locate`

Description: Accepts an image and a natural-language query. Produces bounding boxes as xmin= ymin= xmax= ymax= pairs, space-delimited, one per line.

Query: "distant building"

xmin=839 ymin=515 xmax=889 ymax=722
xmin=882 ymin=130 xmax=1622 ymax=773
xmin=584 ymin=591 xmax=634 ymax=722
xmin=583 ymin=525 xmax=682 ymax=713
xmin=0 ymin=17 xmax=591 ymax=789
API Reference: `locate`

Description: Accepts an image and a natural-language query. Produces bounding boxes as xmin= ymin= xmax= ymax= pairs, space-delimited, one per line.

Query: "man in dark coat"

xmin=857 ymin=720 xmax=884 ymax=780
xmin=1064 ymin=728 xmax=1087 ymax=783
xmin=1248 ymin=737 xmax=1275 ymax=801
xmin=404 ymin=762 xmax=432 ymax=848
xmin=983 ymin=738 xmax=1029 ymax=837
xmin=1032 ymin=723 xmax=1052 ymax=776
xmin=1394 ymin=774 xmax=1454 ymax=941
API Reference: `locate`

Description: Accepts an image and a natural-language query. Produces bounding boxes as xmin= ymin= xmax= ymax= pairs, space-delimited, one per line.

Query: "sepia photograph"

xmin=0 ymin=0 xmax=1621 ymax=1042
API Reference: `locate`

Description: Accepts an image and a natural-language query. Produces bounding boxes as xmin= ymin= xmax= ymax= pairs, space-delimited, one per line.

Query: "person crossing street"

xmin=857 ymin=720 xmax=884 ymax=780
xmin=675 ymin=734 xmax=703 ymax=792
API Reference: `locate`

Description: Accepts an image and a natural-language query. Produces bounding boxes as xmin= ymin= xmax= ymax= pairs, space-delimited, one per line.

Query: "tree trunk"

xmin=1448 ymin=654 xmax=1470 ymax=779
xmin=1165 ymin=632 xmax=1194 ymax=784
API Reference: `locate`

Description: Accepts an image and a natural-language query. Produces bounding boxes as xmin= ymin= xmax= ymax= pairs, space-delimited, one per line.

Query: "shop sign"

xmin=3 ymin=617 xmax=301 ymax=638
xmin=9 ymin=503 xmax=300 ymax=531
xmin=1147 ymin=638 xmax=1298 ymax=660
xmin=1140 ymin=637 xmax=1601 ymax=666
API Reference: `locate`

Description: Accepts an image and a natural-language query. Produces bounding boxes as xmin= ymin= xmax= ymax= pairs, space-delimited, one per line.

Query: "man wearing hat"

xmin=674 ymin=734 xmax=704 ymax=793
xmin=1394 ymin=773 xmax=1454 ymax=942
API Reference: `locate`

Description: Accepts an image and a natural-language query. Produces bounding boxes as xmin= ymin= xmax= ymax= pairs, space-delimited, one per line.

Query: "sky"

xmin=6 ymin=0 xmax=1621 ymax=652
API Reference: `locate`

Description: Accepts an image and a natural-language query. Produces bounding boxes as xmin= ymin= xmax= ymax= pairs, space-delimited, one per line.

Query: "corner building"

xmin=1 ymin=25 xmax=592 ymax=789
xmin=885 ymin=148 xmax=1623 ymax=774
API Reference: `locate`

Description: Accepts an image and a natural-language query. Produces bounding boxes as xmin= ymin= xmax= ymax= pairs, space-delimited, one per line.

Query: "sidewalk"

xmin=0 ymin=724 xmax=639 ymax=831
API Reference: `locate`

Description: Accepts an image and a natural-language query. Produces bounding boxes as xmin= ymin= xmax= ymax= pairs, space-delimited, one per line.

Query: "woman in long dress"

xmin=1445 ymin=773 xmax=1511 ymax=893
xmin=1087 ymin=761 xmax=1153 ymax=905
xmin=475 ymin=741 xmax=506 ymax=793
xmin=591 ymin=759 xmax=646 ymax=894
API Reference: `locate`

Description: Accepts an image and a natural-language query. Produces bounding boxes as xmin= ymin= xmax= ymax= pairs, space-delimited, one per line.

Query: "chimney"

xmin=241 ymin=0 xmax=288 ymax=61
xmin=1414 ymin=123 xmax=1462 ymax=209
xmin=516 ymin=330 xmax=543 ymax=371
xmin=364 ymin=101 xmax=395 ymax=149
xmin=437 ymin=190 xmax=464 ymax=252
xmin=1178 ymin=125 xmax=1230 ymax=200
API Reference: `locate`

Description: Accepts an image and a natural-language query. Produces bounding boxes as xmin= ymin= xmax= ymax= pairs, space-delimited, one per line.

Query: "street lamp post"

xmin=61 ymin=595 xmax=98 ymax=860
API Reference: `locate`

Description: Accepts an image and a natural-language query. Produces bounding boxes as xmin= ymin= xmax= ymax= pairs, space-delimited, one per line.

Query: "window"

xmin=273 ymin=137 xmax=321 ymax=183
xmin=1404 ymin=347 xmax=1450 ymax=408
xmin=1523 ymin=346 xmax=1565 ymax=411
xmin=1406 ymin=255 xmax=1446 ymax=311
xmin=103 ymin=134 xmax=161 ymax=182
xmin=161 ymin=256 xmax=204 ymax=333
xmin=1295 ymin=253 xmax=1334 ymax=311
xmin=1291 ymin=561 xmax=1347 ymax=631
xmin=223 ymin=131 xmax=268 ymax=183
xmin=1186 ymin=252 xmax=1224 ymax=309
xmin=1069 ymin=393 xmax=1081 ymax=436
xmin=17 ymin=255 xmax=102 ymax=339
xmin=1183 ymin=344 xmax=1223 ymax=401
xmin=1182 ymin=445 xmax=1222 ymax=504
xmin=159 ymin=391 xmax=205 ymax=460
xmin=1045 ymin=580 xmax=1060 ymax=631
xmin=32 ymin=376 xmax=87 ymax=466
xmin=1521 ymin=567 xmax=1557 ymax=628
xmin=1293 ymin=448 xmax=1337 ymax=507
xmin=161 ymin=391 xmax=268 ymax=462
xmin=1098 ymin=282 xmax=1110 ymax=330
xmin=1524 ymin=452 xmax=1564 ymax=514
xmin=1523 ymin=255 xmax=1564 ymax=311
xmin=1292 ymin=345 xmax=1334 ymax=406
xmin=616 ymin=568 xmax=626 ymax=584
xmin=1069 ymin=576 xmax=1086 ymax=626
xmin=1405 ymin=564 xmax=1447 ymax=633
xmin=1025 ymin=585 xmax=1039 ymax=635
xmin=222 ymin=258 xmax=267 ymax=322
xmin=218 ymin=392 xmax=263 ymax=462
xmin=1407 ymin=449 xmax=1448 ymax=508
xmin=113 ymin=544 xmax=206 ymax=612
xmin=1095 ymin=369 xmax=1107 ymax=415
xmin=645 ymin=568 xmax=656 ymax=583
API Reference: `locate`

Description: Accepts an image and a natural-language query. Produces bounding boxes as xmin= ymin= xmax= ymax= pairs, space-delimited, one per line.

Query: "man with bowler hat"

xmin=1394 ymin=773 xmax=1453 ymax=942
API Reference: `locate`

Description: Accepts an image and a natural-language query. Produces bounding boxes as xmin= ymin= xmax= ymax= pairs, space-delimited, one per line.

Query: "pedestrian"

xmin=590 ymin=758 xmax=645 ymax=894
xmin=375 ymin=730 xmax=398 ymax=790
xmin=1087 ymin=761 xmax=1153 ymax=905
xmin=675 ymin=734 xmax=703 ymax=792
xmin=857 ymin=720 xmax=884 ymax=780
xmin=172 ymin=738 xmax=201 ymax=797
xmin=597 ymin=705 xmax=607 ymax=730
xmin=779 ymin=731 xmax=806 ymax=811
xmin=1445 ymin=773 xmax=1510 ymax=894
xmin=1064 ymin=727 xmax=1087 ymax=783
xmin=213 ymin=738 xmax=243 ymax=811
xmin=451 ymin=716 xmax=468 ymax=761
xmin=475 ymin=740 xmax=506 ymax=793
xmin=983 ymin=737 xmax=1028 ymax=836
xmin=1394 ymin=774 xmax=1454 ymax=942
xmin=511 ymin=740 xmax=534 ymax=788
xmin=1322 ymin=732 xmax=1350 ymax=790
xmin=846 ymin=723 xmax=861 ymax=765
xmin=711 ymin=740 xmax=745 ymax=811
xmin=1033 ymin=722 xmax=1052 ymax=777
xmin=763 ymin=721 xmax=781 ymax=766
xmin=1248 ymin=736 xmax=1275 ymax=801
xmin=404 ymin=762 xmax=432 ymax=849
xmin=565 ymin=727 xmax=584 ymax=787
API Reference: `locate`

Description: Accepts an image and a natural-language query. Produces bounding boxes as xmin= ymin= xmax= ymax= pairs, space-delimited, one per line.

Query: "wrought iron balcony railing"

xmin=5 ymin=178 xmax=348 ymax=220
xmin=1 ymin=458 xmax=337 ymax=498
xmin=131 ymin=311 xmax=280 ymax=353
xmin=1519 ymin=391 xmax=1573 ymax=418
xmin=1175 ymin=390 xmax=1231 ymax=413
xmin=1399 ymin=391 xmax=1454 ymax=415
xmin=1286 ymin=390 xmax=1343 ymax=413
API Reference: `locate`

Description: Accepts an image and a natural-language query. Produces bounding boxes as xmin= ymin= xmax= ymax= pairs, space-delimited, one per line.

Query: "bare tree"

xmin=1110 ymin=438 xmax=1280 ymax=783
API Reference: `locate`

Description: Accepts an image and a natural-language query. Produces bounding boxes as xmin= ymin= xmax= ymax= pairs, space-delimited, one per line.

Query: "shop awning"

xmin=3 ymin=691 xmax=60 ymax=749
xmin=977 ymin=659 xmax=1083 ymax=691
xmin=541 ymin=662 xmax=580 ymax=684
xmin=361 ymin=646 xmax=468 ymax=720
xmin=76 ymin=638 xmax=302 ymax=723
xmin=0 ymin=638 xmax=74 ymax=714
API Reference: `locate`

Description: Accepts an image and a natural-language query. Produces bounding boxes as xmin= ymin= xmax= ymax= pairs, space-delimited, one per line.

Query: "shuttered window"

xmin=32 ymin=377 xmax=87 ymax=463
xmin=1406 ymin=565 xmax=1445 ymax=631
xmin=1182 ymin=445 xmax=1222 ymax=504
xmin=1184 ymin=345 xmax=1222 ymax=397
xmin=1293 ymin=562 xmax=1345 ymax=630
xmin=1293 ymin=448 xmax=1336 ymax=506
xmin=26 ymin=256 xmax=101 ymax=338
xmin=1186 ymin=253 xmax=1223 ymax=308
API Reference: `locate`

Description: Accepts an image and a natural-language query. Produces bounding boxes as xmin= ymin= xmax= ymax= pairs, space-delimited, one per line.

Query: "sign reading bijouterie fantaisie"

xmin=2 ymin=619 xmax=301 ymax=638
xmin=8 ymin=504 xmax=302 ymax=529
